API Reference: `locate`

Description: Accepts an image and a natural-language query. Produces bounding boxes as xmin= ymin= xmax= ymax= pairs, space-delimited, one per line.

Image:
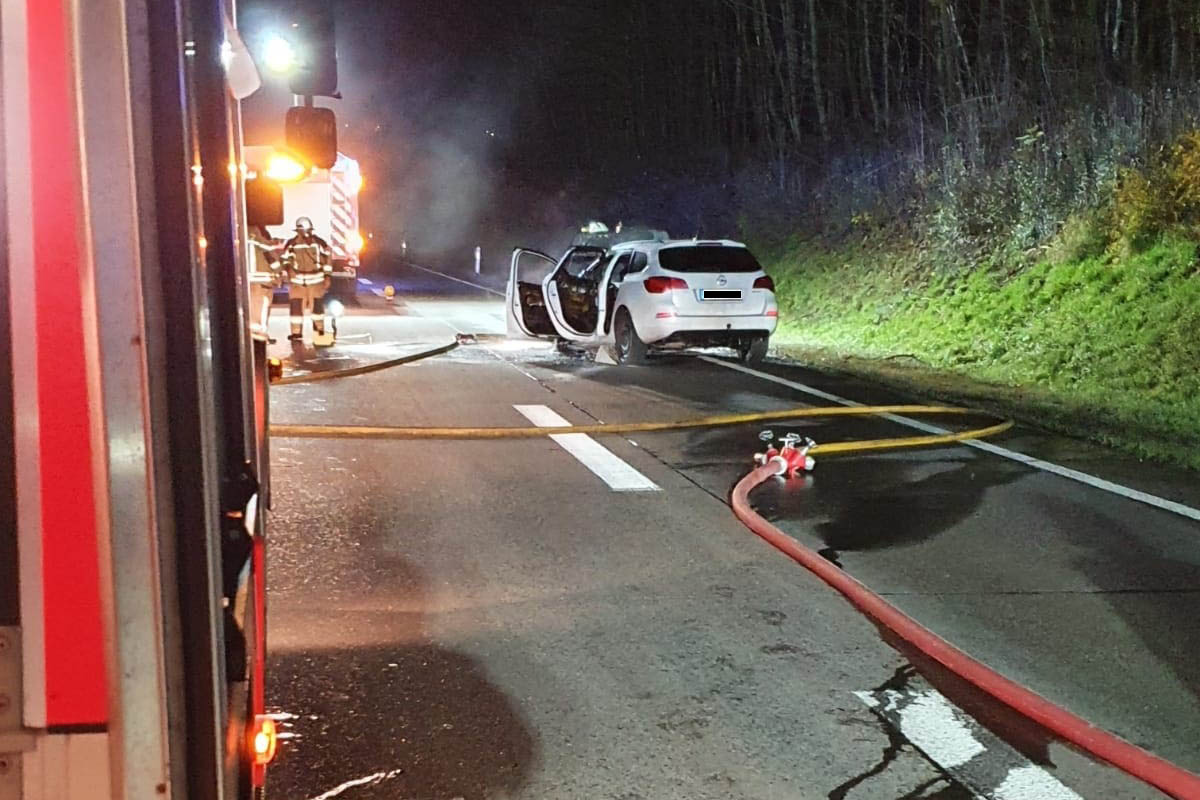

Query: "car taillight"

xmin=644 ymin=276 xmax=689 ymax=293
xmin=754 ymin=275 xmax=775 ymax=291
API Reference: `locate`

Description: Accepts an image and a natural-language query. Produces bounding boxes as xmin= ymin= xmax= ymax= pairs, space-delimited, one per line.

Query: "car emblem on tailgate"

xmin=716 ymin=274 xmax=728 ymax=287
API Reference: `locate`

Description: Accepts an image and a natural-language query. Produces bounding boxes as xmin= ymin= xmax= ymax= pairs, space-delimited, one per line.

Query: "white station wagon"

xmin=507 ymin=239 xmax=779 ymax=365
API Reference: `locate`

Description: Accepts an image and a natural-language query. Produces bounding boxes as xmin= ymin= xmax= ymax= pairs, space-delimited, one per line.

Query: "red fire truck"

xmin=0 ymin=0 xmax=321 ymax=796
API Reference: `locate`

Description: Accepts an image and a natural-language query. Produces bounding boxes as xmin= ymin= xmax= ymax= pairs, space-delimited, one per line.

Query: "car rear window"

xmin=657 ymin=246 xmax=762 ymax=273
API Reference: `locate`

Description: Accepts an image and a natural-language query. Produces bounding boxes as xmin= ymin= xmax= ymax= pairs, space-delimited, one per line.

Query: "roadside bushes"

xmin=760 ymin=91 xmax=1200 ymax=268
xmin=1112 ymin=129 xmax=1200 ymax=247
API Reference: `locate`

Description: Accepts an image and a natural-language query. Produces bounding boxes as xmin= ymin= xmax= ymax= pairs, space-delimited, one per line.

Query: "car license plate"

xmin=701 ymin=289 xmax=741 ymax=300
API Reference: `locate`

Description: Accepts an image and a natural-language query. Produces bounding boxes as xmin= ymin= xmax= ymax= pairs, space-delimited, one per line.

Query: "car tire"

xmin=614 ymin=309 xmax=648 ymax=365
xmin=739 ymin=335 xmax=769 ymax=366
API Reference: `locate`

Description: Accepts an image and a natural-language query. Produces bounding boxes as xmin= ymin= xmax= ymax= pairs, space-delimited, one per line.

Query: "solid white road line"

xmin=406 ymin=262 xmax=506 ymax=296
xmin=866 ymin=688 xmax=986 ymax=767
xmin=994 ymin=765 xmax=1085 ymax=800
xmin=307 ymin=770 xmax=404 ymax=800
xmin=856 ymin=688 xmax=1082 ymax=800
xmin=703 ymin=356 xmax=1200 ymax=523
xmin=514 ymin=404 xmax=661 ymax=492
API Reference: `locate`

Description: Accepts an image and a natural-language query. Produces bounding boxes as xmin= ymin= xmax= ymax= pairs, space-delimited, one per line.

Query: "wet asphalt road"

xmin=263 ymin=265 xmax=1197 ymax=799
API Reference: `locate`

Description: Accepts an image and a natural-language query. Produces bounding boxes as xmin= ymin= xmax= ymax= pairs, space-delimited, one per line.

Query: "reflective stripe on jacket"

xmin=250 ymin=236 xmax=280 ymax=276
xmin=290 ymin=272 xmax=328 ymax=287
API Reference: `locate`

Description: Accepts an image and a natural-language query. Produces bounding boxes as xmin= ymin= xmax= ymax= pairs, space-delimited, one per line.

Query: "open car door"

xmin=542 ymin=246 xmax=609 ymax=342
xmin=508 ymin=248 xmax=558 ymax=338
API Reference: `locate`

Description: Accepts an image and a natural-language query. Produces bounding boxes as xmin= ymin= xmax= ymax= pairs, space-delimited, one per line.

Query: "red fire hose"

xmin=731 ymin=463 xmax=1200 ymax=800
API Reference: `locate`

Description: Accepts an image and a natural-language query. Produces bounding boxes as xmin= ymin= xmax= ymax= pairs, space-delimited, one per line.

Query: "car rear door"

xmin=600 ymin=251 xmax=636 ymax=335
xmin=508 ymin=248 xmax=558 ymax=337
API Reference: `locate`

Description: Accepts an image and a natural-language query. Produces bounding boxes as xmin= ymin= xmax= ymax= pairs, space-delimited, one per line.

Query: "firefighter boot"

xmin=311 ymin=296 xmax=334 ymax=347
xmin=288 ymin=297 xmax=304 ymax=341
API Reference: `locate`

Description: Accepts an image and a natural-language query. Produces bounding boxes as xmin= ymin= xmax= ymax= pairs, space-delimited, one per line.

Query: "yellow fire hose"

xmin=270 ymin=407 xmax=1013 ymax=455
xmin=268 ymin=338 xmax=1013 ymax=455
xmin=271 ymin=341 xmax=459 ymax=385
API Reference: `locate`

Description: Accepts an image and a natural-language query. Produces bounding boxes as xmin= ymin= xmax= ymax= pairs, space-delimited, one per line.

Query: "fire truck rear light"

xmin=251 ymin=715 xmax=278 ymax=766
xmin=349 ymin=230 xmax=365 ymax=253
xmin=267 ymin=357 xmax=283 ymax=382
xmin=265 ymin=153 xmax=307 ymax=183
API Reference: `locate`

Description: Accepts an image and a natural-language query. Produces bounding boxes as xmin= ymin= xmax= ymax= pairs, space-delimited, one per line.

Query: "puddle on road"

xmin=667 ymin=416 xmax=1027 ymax=556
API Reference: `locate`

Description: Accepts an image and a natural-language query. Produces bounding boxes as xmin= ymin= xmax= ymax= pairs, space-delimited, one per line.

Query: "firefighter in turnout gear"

xmin=248 ymin=225 xmax=282 ymax=341
xmin=282 ymin=216 xmax=334 ymax=344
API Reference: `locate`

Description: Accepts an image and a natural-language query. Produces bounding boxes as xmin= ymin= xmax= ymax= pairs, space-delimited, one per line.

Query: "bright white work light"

xmin=261 ymin=34 xmax=296 ymax=74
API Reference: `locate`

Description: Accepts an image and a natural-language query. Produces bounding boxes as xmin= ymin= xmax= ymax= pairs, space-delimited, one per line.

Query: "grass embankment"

xmin=765 ymin=234 xmax=1200 ymax=470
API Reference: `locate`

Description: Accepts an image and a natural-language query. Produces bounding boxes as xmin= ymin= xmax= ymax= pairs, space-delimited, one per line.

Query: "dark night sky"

xmin=239 ymin=0 xmax=1193 ymax=265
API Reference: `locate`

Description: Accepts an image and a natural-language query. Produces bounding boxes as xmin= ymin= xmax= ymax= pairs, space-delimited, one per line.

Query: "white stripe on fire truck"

xmin=2 ymin=0 xmax=48 ymax=726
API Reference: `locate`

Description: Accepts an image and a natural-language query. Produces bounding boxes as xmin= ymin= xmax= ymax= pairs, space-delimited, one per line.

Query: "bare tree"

xmin=807 ymin=0 xmax=829 ymax=143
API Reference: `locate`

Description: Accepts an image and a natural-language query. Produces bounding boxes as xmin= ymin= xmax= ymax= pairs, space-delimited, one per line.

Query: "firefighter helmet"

xmin=294 ymin=216 xmax=314 ymax=234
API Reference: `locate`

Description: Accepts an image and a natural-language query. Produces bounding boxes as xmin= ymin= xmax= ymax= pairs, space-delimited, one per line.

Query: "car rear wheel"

xmin=738 ymin=334 xmax=769 ymax=365
xmin=614 ymin=309 xmax=648 ymax=365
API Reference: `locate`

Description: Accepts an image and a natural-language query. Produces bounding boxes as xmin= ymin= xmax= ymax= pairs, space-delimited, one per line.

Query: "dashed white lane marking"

xmin=514 ymin=404 xmax=661 ymax=492
xmin=855 ymin=689 xmax=1082 ymax=799
xmin=703 ymin=357 xmax=1200 ymax=522
xmin=406 ymin=262 xmax=506 ymax=296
